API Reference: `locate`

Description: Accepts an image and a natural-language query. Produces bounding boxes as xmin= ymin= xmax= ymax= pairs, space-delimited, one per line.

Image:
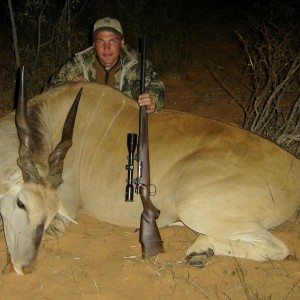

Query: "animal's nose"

xmin=2 ymin=252 xmax=14 ymax=275
xmin=3 ymin=251 xmax=38 ymax=275
xmin=2 ymin=261 xmax=14 ymax=275
xmin=22 ymin=264 xmax=34 ymax=274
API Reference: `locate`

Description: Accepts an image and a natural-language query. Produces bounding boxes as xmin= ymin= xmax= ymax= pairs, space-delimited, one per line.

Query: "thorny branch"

xmin=214 ymin=24 xmax=300 ymax=157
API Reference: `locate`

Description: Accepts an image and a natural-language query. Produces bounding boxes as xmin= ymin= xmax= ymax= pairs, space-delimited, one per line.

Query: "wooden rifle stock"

xmin=137 ymin=35 xmax=164 ymax=258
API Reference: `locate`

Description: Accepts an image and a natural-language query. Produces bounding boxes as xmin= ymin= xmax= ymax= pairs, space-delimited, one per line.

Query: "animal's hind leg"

xmin=186 ymin=229 xmax=289 ymax=266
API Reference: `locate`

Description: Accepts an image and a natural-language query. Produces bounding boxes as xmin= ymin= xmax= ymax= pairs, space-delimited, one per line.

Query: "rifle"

xmin=125 ymin=35 xmax=164 ymax=258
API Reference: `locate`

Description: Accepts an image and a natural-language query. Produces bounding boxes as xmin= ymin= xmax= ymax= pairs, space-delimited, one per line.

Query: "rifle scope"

xmin=125 ymin=133 xmax=137 ymax=201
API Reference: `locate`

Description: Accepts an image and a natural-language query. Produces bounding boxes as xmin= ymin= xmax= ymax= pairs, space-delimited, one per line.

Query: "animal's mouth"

xmin=1 ymin=252 xmax=14 ymax=275
xmin=2 ymin=252 xmax=35 ymax=275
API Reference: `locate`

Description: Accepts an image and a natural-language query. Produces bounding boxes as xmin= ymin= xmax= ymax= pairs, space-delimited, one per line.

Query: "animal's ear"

xmin=57 ymin=202 xmax=78 ymax=225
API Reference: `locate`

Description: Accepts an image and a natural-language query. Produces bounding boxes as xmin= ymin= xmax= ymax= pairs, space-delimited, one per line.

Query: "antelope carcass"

xmin=0 ymin=80 xmax=299 ymax=274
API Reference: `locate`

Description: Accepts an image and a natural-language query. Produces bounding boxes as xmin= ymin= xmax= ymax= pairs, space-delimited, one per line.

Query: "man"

xmin=44 ymin=17 xmax=165 ymax=113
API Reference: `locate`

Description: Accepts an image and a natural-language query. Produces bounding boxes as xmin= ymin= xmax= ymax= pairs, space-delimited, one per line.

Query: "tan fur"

xmin=1 ymin=83 xmax=300 ymax=274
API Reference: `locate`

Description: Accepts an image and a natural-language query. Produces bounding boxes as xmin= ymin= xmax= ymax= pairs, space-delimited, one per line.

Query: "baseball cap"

xmin=93 ymin=17 xmax=123 ymax=36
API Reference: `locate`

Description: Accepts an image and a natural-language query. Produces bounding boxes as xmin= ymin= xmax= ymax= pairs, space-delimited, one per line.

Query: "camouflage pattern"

xmin=44 ymin=45 xmax=165 ymax=111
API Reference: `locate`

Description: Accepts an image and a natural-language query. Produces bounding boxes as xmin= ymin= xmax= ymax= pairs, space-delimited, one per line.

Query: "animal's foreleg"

xmin=186 ymin=230 xmax=290 ymax=267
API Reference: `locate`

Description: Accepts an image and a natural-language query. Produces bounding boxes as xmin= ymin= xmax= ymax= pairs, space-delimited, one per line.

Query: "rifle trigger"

xmin=150 ymin=184 xmax=157 ymax=196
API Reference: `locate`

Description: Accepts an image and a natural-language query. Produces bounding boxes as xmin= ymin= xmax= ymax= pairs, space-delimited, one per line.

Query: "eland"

xmin=0 ymin=72 xmax=300 ymax=275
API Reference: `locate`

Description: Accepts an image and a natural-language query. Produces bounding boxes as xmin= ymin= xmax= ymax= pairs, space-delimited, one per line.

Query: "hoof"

xmin=186 ymin=248 xmax=214 ymax=268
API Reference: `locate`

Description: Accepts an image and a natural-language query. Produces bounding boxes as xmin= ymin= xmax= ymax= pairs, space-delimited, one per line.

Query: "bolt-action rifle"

xmin=125 ymin=35 xmax=164 ymax=258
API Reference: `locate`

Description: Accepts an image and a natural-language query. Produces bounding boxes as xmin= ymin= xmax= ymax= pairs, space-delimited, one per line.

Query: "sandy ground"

xmin=1 ymin=209 xmax=300 ymax=300
xmin=1 ymin=212 xmax=300 ymax=300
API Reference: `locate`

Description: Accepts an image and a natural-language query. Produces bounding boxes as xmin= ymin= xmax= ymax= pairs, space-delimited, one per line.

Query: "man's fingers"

xmin=138 ymin=93 xmax=156 ymax=113
xmin=72 ymin=76 xmax=88 ymax=82
xmin=138 ymin=94 xmax=152 ymax=105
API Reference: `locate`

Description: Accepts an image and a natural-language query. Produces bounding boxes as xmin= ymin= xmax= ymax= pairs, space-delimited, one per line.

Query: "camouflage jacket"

xmin=44 ymin=45 xmax=165 ymax=111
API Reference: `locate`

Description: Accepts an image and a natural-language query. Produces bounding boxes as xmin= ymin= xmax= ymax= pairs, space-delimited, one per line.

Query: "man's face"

xmin=93 ymin=30 xmax=124 ymax=68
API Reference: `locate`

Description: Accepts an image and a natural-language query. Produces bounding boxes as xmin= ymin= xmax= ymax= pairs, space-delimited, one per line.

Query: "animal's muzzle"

xmin=1 ymin=251 xmax=36 ymax=275
xmin=2 ymin=252 xmax=14 ymax=275
xmin=21 ymin=264 xmax=34 ymax=274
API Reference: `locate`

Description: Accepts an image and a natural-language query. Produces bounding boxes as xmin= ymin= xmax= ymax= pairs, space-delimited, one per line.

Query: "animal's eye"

xmin=17 ymin=198 xmax=26 ymax=211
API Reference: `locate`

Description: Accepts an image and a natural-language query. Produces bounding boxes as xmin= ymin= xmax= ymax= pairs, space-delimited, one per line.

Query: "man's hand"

xmin=71 ymin=76 xmax=88 ymax=83
xmin=138 ymin=93 xmax=156 ymax=114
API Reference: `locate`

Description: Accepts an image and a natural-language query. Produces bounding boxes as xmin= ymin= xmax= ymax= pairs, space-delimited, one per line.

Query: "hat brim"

xmin=93 ymin=27 xmax=123 ymax=36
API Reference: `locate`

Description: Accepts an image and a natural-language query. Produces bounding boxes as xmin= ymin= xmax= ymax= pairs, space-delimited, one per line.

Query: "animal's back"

xmin=4 ymin=83 xmax=299 ymax=232
xmin=39 ymin=84 xmax=300 ymax=233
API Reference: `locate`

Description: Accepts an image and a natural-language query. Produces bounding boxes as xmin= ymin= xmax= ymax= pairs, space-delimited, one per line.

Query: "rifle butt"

xmin=139 ymin=209 xmax=165 ymax=258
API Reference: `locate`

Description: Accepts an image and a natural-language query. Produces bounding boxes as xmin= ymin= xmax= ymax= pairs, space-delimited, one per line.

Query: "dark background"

xmin=0 ymin=0 xmax=299 ymax=111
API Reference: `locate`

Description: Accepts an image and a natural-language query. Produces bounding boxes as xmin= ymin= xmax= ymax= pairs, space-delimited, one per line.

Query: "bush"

xmin=236 ymin=24 xmax=300 ymax=157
